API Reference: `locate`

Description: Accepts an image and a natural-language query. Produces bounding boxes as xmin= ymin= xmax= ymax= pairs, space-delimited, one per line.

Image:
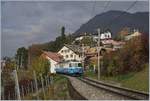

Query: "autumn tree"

xmin=114 ymin=27 xmax=130 ymax=41
xmin=30 ymin=57 xmax=49 ymax=79
xmin=80 ymin=36 xmax=96 ymax=46
xmin=103 ymin=33 xmax=149 ymax=76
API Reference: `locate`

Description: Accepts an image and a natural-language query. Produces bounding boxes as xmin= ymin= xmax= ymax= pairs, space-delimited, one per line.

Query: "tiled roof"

xmin=42 ymin=51 xmax=63 ymax=62
xmin=64 ymin=44 xmax=82 ymax=54
xmin=102 ymin=39 xmax=125 ymax=45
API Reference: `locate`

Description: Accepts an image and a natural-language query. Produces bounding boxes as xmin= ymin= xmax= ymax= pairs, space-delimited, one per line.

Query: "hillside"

xmin=74 ymin=10 xmax=149 ymax=37
xmin=84 ymin=63 xmax=149 ymax=92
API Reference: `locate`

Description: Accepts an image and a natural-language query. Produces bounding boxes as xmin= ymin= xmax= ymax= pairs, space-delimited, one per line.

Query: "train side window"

xmin=75 ymin=63 xmax=78 ymax=67
xmin=69 ymin=63 xmax=71 ymax=67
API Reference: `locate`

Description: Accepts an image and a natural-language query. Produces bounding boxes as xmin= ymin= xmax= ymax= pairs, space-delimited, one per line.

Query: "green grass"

xmin=52 ymin=75 xmax=71 ymax=100
xmin=121 ymin=65 xmax=149 ymax=92
xmin=84 ymin=70 xmax=98 ymax=79
xmin=85 ymin=64 xmax=149 ymax=92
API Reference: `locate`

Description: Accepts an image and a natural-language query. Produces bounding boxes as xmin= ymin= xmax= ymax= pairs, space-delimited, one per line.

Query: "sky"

xmin=1 ymin=1 xmax=149 ymax=57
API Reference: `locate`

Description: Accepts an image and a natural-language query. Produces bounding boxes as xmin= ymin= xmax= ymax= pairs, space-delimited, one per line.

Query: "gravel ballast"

xmin=67 ymin=76 xmax=130 ymax=100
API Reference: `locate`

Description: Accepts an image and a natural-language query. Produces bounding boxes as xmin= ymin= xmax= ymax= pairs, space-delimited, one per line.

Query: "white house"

xmin=101 ymin=39 xmax=125 ymax=50
xmin=75 ymin=36 xmax=84 ymax=41
xmin=41 ymin=51 xmax=63 ymax=73
xmin=93 ymin=31 xmax=112 ymax=41
xmin=125 ymin=29 xmax=141 ymax=40
xmin=58 ymin=44 xmax=82 ymax=62
xmin=100 ymin=31 xmax=112 ymax=40
xmin=112 ymin=41 xmax=125 ymax=50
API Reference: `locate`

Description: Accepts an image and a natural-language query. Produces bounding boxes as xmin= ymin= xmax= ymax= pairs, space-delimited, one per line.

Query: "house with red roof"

xmin=41 ymin=51 xmax=63 ymax=73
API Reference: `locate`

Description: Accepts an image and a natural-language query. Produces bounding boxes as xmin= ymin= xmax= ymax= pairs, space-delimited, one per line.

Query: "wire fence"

xmin=1 ymin=70 xmax=53 ymax=100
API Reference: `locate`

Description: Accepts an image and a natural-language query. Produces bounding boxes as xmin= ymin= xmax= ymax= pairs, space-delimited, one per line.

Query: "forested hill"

xmin=74 ymin=10 xmax=149 ymax=37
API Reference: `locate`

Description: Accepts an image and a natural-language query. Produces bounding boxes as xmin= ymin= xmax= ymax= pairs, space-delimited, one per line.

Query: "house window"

xmin=65 ymin=50 xmax=68 ymax=53
xmin=66 ymin=55 xmax=68 ymax=58
xmin=70 ymin=54 xmax=73 ymax=58
xmin=68 ymin=50 xmax=70 ymax=53
xmin=61 ymin=50 xmax=63 ymax=53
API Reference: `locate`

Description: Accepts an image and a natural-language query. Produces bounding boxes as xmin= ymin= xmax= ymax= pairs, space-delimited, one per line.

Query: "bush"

xmin=102 ymin=34 xmax=149 ymax=76
xmin=30 ymin=57 xmax=50 ymax=79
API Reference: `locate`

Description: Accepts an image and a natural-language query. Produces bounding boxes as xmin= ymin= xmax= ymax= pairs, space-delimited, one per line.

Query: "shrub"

xmin=102 ymin=34 xmax=149 ymax=76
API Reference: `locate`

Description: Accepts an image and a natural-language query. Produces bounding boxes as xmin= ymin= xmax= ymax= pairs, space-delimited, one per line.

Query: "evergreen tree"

xmin=16 ymin=47 xmax=28 ymax=69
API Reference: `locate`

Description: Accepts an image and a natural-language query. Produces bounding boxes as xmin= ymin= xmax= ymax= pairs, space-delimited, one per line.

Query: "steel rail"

xmin=78 ymin=77 xmax=149 ymax=100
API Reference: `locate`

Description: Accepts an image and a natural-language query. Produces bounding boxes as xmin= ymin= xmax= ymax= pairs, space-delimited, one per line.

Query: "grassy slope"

xmin=121 ymin=65 xmax=149 ymax=92
xmin=84 ymin=64 xmax=149 ymax=92
xmin=52 ymin=75 xmax=71 ymax=100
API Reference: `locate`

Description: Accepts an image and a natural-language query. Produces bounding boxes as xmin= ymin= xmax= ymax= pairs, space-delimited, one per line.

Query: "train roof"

xmin=58 ymin=60 xmax=81 ymax=64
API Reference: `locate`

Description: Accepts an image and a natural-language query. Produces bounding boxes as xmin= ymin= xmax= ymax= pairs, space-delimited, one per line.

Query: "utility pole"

xmin=82 ymin=44 xmax=85 ymax=70
xmin=97 ymin=28 xmax=101 ymax=80
xmin=13 ymin=70 xmax=21 ymax=100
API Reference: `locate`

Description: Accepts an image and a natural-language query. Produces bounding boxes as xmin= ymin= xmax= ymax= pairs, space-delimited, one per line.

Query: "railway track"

xmin=78 ymin=77 xmax=149 ymax=100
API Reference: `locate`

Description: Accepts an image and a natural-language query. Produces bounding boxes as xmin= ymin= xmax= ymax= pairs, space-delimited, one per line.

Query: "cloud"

xmin=1 ymin=1 xmax=149 ymax=57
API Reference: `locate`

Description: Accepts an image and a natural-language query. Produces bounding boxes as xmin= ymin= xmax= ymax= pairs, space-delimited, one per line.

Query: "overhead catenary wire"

xmin=104 ymin=0 xmax=138 ymax=30
xmin=91 ymin=1 xmax=96 ymax=18
xmin=89 ymin=1 xmax=111 ymax=34
xmin=102 ymin=1 xmax=111 ymax=13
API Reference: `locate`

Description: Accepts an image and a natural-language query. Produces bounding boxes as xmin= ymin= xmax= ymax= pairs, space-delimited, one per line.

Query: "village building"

xmin=74 ymin=31 xmax=112 ymax=42
xmin=100 ymin=31 xmax=112 ymax=40
xmin=75 ymin=36 xmax=84 ymax=41
xmin=125 ymin=29 xmax=141 ymax=40
xmin=58 ymin=44 xmax=83 ymax=62
xmin=93 ymin=31 xmax=112 ymax=41
xmin=112 ymin=41 xmax=125 ymax=50
xmin=41 ymin=51 xmax=63 ymax=73
xmin=101 ymin=39 xmax=125 ymax=50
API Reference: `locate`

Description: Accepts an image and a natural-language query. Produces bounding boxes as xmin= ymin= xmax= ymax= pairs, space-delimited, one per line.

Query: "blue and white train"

xmin=55 ymin=60 xmax=83 ymax=76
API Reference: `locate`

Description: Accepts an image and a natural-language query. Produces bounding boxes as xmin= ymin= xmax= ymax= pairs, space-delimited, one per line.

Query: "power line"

xmin=91 ymin=1 xmax=96 ymax=18
xmin=104 ymin=1 xmax=138 ymax=30
xmin=102 ymin=1 xmax=111 ymax=13
xmin=89 ymin=1 xmax=111 ymax=34
xmin=91 ymin=1 xmax=111 ymax=18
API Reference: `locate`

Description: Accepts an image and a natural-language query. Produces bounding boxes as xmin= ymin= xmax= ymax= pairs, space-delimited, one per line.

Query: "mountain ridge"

xmin=74 ymin=10 xmax=149 ymax=37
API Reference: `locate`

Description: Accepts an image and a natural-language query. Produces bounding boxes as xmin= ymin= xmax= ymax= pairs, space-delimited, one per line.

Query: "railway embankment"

xmin=66 ymin=76 xmax=129 ymax=100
